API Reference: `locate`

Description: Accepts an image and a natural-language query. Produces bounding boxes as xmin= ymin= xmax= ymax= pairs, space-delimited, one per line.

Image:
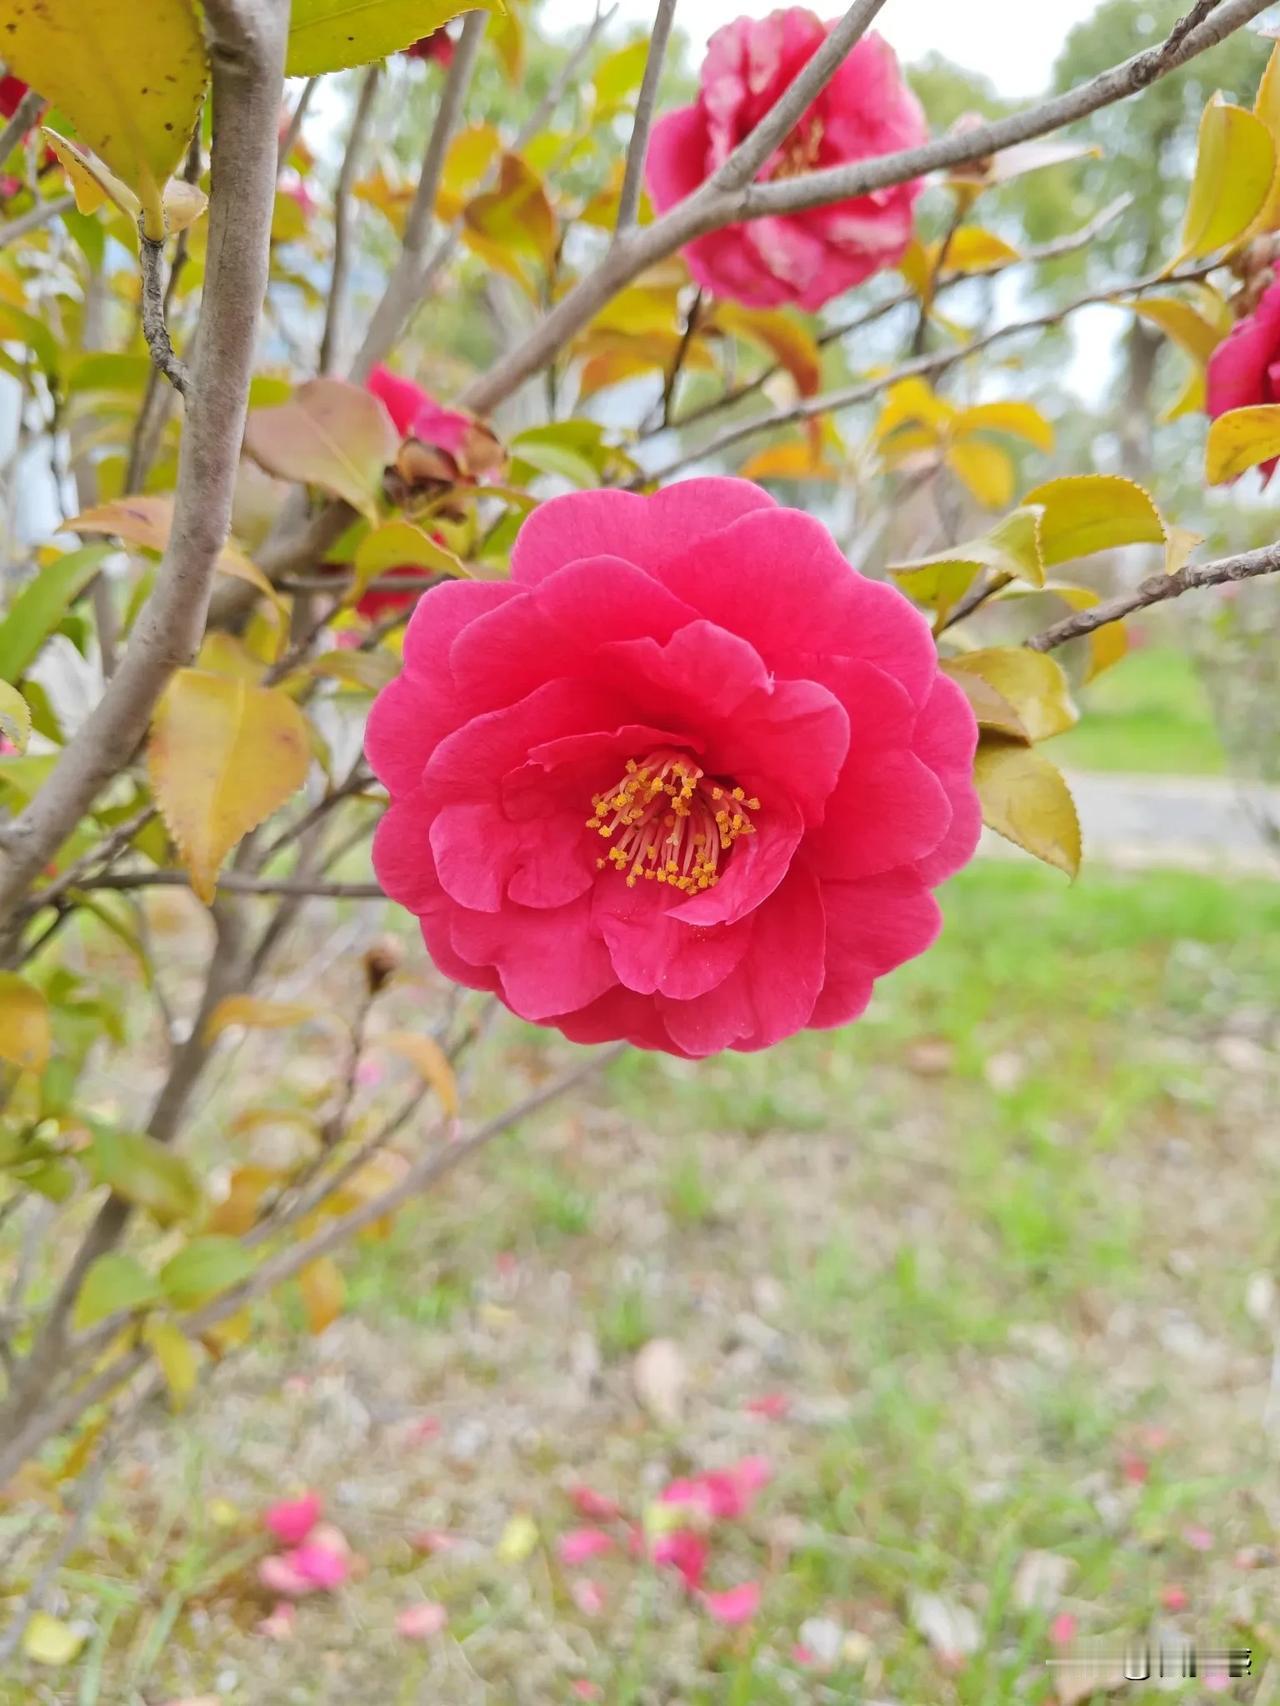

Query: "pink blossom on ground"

xmin=570 ymin=1577 xmax=607 ymax=1617
xmin=256 ymin=1601 xmax=297 ymax=1640
xmin=651 ymin=1529 xmax=710 ymax=1591
xmin=557 ymin=1528 xmax=616 ymax=1566
xmin=570 ymin=1684 xmax=603 ymax=1701
xmin=701 ymin=1581 xmax=763 ymax=1625
xmin=367 ymin=480 xmax=979 ymax=1057
xmin=291 ymin=1525 xmax=351 ymax=1590
xmin=792 ymin=1643 xmax=817 ymax=1666
xmin=410 ymin=1528 xmax=460 ymax=1555
xmin=1049 ymin=1612 xmax=1077 ymax=1647
xmin=1182 ymin=1524 xmax=1213 ymax=1551
xmin=1206 ymin=279 xmax=1280 ymax=482
xmin=258 ymin=1554 xmax=313 ymax=1598
xmin=744 ymin=1391 xmax=790 ymax=1419
xmin=263 ymin=1492 xmax=321 ymax=1546
xmin=568 ymin=1485 xmax=623 ymax=1522
xmin=395 ymin=1601 xmax=448 ymax=1640
xmin=1120 ymin=1451 xmax=1150 ymax=1485
xmin=1160 ymin=1585 xmax=1189 ymax=1613
xmin=645 ymin=11 xmax=926 ymax=309
xmin=661 ymin=1456 xmax=772 ymax=1523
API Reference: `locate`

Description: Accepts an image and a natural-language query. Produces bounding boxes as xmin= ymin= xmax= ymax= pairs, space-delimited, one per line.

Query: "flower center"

xmin=586 ymin=750 xmax=760 ymax=892
xmin=769 ymin=114 xmax=824 ymax=181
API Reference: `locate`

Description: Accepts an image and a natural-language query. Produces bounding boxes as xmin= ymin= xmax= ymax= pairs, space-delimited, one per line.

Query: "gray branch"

xmin=319 ymin=62 xmax=382 ymax=374
xmin=139 ymin=234 xmax=191 ymax=395
xmin=614 ymin=0 xmax=678 ymax=237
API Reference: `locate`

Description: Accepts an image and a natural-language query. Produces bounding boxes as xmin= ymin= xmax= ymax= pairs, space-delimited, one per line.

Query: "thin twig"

xmin=319 ymin=63 xmax=382 ymax=374
xmin=72 ymin=869 xmax=384 ymax=899
xmin=614 ymin=0 xmax=677 ymax=237
xmin=0 ymin=87 xmax=45 ymax=168
xmin=0 ymin=192 xmax=73 ymax=251
xmin=277 ymin=76 xmax=318 ymax=168
xmin=350 ymin=9 xmax=489 ymax=380
xmin=1028 ymin=541 xmax=1280 ymax=652
xmin=139 ymin=235 xmax=191 ymax=396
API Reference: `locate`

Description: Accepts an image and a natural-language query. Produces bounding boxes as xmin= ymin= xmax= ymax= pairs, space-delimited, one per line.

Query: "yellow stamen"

xmin=585 ymin=749 xmax=760 ymax=894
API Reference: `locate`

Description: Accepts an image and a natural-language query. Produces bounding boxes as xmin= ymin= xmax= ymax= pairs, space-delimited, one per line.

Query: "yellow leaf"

xmin=299 ymin=1257 xmax=345 ymax=1334
xmin=1251 ymin=43 xmax=1280 ymax=233
xmin=712 ymin=303 xmax=821 ymax=396
xmin=974 ymin=739 xmax=1081 ymax=877
xmin=1019 ymin=474 xmax=1165 ymax=565
xmin=944 ymin=648 xmax=1078 ymax=742
xmin=940 ymin=665 xmax=1029 ymax=740
xmin=350 ymin=520 xmax=464 ymax=606
xmin=5 ymin=0 xmax=207 ymax=238
xmin=1164 ymin=524 xmax=1203 ymax=576
xmin=1162 ymin=364 xmax=1206 ymax=423
xmin=1169 ymin=96 xmax=1276 ymax=268
xmin=955 ymin=400 xmax=1054 ymax=453
xmin=876 ymin=377 xmax=954 ymax=441
xmin=934 ymin=226 xmax=1021 ymax=275
xmin=739 ymin=441 xmax=837 ymax=481
xmin=147 ymin=670 xmax=311 ymax=904
xmin=1205 ymin=404 xmax=1280 ymax=483
xmin=207 ymin=1164 xmax=281 ymax=1237
xmin=144 ymin=1316 xmax=199 ymax=1408
xmin=203 ymin=996 xmax=320 ymax=1043
xmin=0 ymin=972 xmax=50 ymax=1072
xmin=43 ymin=127 xmax=140 ymax=222
xmin=496 ymin=1512 xmax=539 ymax=1563
xmin=68 ymin=495 xmax=279 ymax=607
xmin=890 ymin=559 xmax=982 ymax=625
xmin=1129 ymin=296 xmax=1224 ymax=365
xmin=287 ymin=0 xmax=497 ymax=77
xmin=464 ymin=154 xmax=558 ymax=267
xmin=946 ymin=439 xmax=1015 ymax=509
xmin=243 ymin=379 xmax=399 ymax=518
xmin=21 ymin=1612 xmax=86 ymax=1668
xmin=0 ymin=679 xmax=31 ymax=753
xmin=381 ymin=1031 xmax=459 ymax=1117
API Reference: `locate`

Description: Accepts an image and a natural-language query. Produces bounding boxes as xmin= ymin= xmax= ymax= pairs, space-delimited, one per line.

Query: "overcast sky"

xmin=541 ymin=0 xmax=1105 ymax=94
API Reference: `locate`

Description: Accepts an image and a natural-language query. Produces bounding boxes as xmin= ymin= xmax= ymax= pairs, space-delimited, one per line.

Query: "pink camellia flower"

xmin=395 ymin=1600 xmax=448 ymax=1640
xmin=367 ymin=479 xmax=979 ymax=1058
xmin=558 ymin=1527 xmax=616 ymax=1566
xmin=264 ymin=1492 xmax=321 ymax=1547
xmin=645 ymin=10 xmax=927 ymax=309
xmin=1206 ymin=279 xmax=1280 ymax=482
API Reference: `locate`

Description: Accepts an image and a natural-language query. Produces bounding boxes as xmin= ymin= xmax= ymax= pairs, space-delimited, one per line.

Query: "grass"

xmin=4 ymin=861 xmax=1280 ymax=1703
xmin=1048 ymin=642 xmax=1226 ymax=776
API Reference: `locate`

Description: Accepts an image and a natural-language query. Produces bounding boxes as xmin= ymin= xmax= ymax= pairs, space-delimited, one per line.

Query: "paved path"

xmin=980 ymin=772 xmax=1280 ymax=876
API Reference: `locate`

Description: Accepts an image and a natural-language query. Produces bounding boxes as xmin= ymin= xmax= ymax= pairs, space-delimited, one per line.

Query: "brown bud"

xmin=363 ymin=938 xmax=402 ymax=995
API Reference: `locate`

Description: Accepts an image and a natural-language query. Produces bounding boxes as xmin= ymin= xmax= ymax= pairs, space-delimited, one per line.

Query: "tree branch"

xmin=349 ymin=9 xmax=488 ymax=381
xmin=614 ymin=0 xmax=678 ymax=237
xmin=1028 ymin=541 xmax=1280 ymax=652
xmin=0 ymin=193 xmax=74 ymax=252
xmin=0 ymin=86 xmax=45 ymax=167
xmin=70 ymin=869 xmax=384 ymax=899
xmin=458 ymin=0 xmax=1270 ymax=415
xmin=139 ymin=234 xmax=191 ymax=395
xmin=318 ymin=62 xmax=382 ymax=374
xmin=0 ymin=0 xmax=289 ymax=921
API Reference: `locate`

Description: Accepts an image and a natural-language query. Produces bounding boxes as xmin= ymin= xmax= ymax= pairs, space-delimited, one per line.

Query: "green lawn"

xmin=15 ymin=861 xmax=1280 ymax=1705
xmin=1048 ymin=643 xmax=1226 ymax=776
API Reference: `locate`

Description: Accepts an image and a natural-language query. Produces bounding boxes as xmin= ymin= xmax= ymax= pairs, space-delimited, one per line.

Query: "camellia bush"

xmin=2 ymin=0 xmax=1280 ymax=1664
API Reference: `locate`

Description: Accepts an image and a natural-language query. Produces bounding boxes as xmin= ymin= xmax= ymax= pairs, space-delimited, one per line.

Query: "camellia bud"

xmin=362 ymin=938 xmax=402 ymax=995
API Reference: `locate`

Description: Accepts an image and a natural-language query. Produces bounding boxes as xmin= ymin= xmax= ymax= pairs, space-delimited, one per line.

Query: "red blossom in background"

xmin=646 ymin=10 xmax=927 ymax=309
xmin=1206 ymin=279 xmax=1280 ymax=483
xmin=405 ymin=28 xmax=455 ymax=67
xmin=367 ymin=478 xmax=979 ymax=1057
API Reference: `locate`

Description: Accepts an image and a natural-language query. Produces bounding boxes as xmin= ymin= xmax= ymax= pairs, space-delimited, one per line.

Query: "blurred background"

xmin=3 ymin=2 xmax=1280 ymax=1702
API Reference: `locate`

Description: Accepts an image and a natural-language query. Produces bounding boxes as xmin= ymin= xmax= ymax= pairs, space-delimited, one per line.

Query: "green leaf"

xmin=286 ymin=0 xmax=495 ymax=77
xmin=1019 ymin=475 xmax=1165 ymax=566
xmin=0 ymin=546 xmax=107 ymax=683
xmin=242 ymin=378 xmax=398 ymax=517
xmin=73 ymin=1253 xmax=161 ymax=1331
xmin=349 ymin=519 xmax=464 ymax=605
xmin=1205 ymin=404 xmax=1280 ymax=484
xmin=464 ymin=154 xmax=558 ymax=268
xmin=144 ymin=1315 xmax=198 ymax=1406
xmin=89 ymin=1127 xmax=202 ymax=1224
xmin=0 ymin=973 xmax=50 ymax=1072
xmin=592 ymin=37 xmax=650 ymax=110
xmin=3 ymin=0 xmax=208 ymax=238
xmin=0 ymin=680 xmax=32 ymax=753
xmin=159 ymin=1235 xmax=254 ymax=1309
xmin=973 ymin=738 xmax=1081 ymax=878
xmin=889 ymin=505 xmax=1045 ymax=620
